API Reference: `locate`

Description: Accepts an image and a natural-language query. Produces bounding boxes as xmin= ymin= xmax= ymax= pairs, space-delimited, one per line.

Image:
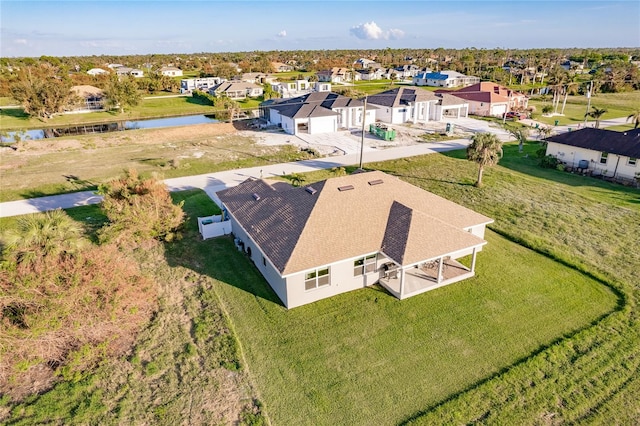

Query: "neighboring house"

xmin=160 ymin=66 xmax=183 ymax=77
xmin=432 ymin=93 xmax=469 ymax=121
xmin=180 ymin=76 xmax=225 ymax=93
xmin=115 ymin=67 xmax=144 ymax=78
xmin=316 ymin=67 xmax=354 ymax=84
xmin=271 ymin=80 xmax=312 ymax=99
xmin=354 ymin=58 xmax=380 ymax=69
xmin=216 ymin=170 xmax=493 ymax=309
xmin=314 ymin=82 xmax=331 ymax=92
xmin=87 ymin=68 xmax=108 ymax=76
xmin=107 ymin=63 xmax=124 ymax=69
xmin=366 ymin=87 xmax=440 ymax=125
xmin=272 ymin=62 xmax=294 ymax=72
xmin=68 ymin=85 xmax=104 ymax=113
xmin=260 ymin=91 xmax=375 ymax=135
xmin=240 ymin=73 xmax=277 ymax=84
xmin=209 ymin=81 xmax=264 ymax=99
xmin=413 ymin=70 xmax=480 ymax=88
xmin=356 ymin=68 xmax=386 ymax=81
xmin=446 ymin=82 xmax=529 ymax=117
xmin=544 ymin=128 xmax=640 ymax=180
xmin=394 ymin=64 xmax=422 ymax=79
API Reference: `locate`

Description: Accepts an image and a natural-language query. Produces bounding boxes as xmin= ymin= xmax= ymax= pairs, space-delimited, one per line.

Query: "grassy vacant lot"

xmin=0 ymin=96 xmax=218 ymax=131
xmin=0 ymin=123 xmax=313 ymax=202
xmin=529 ymin=91 xmax=640 ymax=127
xmin=0 ymin=191 xmax=264 ymax=425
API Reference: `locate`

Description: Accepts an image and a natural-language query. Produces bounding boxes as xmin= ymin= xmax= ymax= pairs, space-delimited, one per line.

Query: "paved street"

xmin=0 ymin=115 xmax=630 ymax=218
xmin=0 ymin=139 xmax=470 ymax=218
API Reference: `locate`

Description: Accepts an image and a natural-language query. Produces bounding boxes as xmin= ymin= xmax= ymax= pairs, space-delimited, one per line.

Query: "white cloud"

xmin=388 ymin=29 xmax=405 ymax=40
xmin=350 ymin=21 xmax=384 ymax=40
xmin=277 ymin=30 xmax=287 ymax=38
xmin=13 ymin=38 xmax=28 ymax=45
xmin=350 ymin=21 xmax=405 ymax=41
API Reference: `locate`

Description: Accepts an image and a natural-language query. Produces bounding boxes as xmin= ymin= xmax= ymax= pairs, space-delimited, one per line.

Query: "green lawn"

xmin=0 ymin=96 xmax=217 ymax=131
xmin=210 ymin=231 xmax=616 ymax=425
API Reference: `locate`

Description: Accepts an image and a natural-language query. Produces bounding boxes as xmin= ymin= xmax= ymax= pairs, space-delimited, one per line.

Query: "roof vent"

xmin=305 ymin=186 xmax=317 ymax=195
xmin=252 ymin=193 xmax=261 ymax=201
xmin=338 ymin=185 xmax=354 ymax=192
xmin=368 ymin=179 xmax=383 ymax=186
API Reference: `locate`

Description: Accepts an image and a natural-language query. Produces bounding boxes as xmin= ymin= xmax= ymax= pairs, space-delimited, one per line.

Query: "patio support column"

xmin=471 ymin=247 xmax=478 ymax=272
xmin=399 ymin=268 xmax=405 ymax=299
xmin=437 ymin=257 xmax=444 ymax=284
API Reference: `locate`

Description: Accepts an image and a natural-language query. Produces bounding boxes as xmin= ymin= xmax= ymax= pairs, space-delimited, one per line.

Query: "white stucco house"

xmin=365 ymin=87 xmax=440 ymax=125
xmin=87 ymin=68 xmax=108 ymax=76
xmin=180 ymin=76 xmax=225 ymax=93
xmin=216 ymin=170 xmax=493 ymax=309
xmin=160 ymin=66 xmax=183 ymax=77
xmin=413 ymin=70 xmax=480 ymax=88
xmin=209 ymin=81 xmax=263 ymax=99
xmin=545 ymin=128 xmax=640 ymax=181
xmin=260 ymin=91 xmax=375 ymax=135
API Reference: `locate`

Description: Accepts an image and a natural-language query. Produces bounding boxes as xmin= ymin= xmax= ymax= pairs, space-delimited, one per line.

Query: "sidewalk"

xmin=0 ymin=140 xmax=471 ymax=218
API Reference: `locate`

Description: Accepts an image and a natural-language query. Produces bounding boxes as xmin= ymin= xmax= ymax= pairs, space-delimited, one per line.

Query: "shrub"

xmin=542 ymin=105 xmax=553 ymax=114
xmin=97 ymin=169 xmax=185 ymax=245
xmin=540 ymin=154 xmax=560 ymax=169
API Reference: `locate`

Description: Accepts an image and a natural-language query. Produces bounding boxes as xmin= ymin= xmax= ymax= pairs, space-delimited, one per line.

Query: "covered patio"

xmin=379 ymin=255 xmax=477 ymax=300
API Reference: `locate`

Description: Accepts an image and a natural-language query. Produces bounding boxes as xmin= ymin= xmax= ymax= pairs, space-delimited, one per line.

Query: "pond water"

xmin=1 ymin=114 xmax=220 ymax=142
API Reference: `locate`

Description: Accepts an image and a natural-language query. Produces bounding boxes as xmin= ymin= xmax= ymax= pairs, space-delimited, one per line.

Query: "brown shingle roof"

xmin=218 ymin=171 xmax=492 ymax=276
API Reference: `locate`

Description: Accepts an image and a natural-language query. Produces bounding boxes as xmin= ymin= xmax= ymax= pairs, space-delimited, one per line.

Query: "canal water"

xmin=1 ymin=114 xmax=220 ymax=143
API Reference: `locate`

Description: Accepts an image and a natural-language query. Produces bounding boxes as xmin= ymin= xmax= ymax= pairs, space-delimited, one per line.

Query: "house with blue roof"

xmin=413 ymin=70 xmax=480 ymax=88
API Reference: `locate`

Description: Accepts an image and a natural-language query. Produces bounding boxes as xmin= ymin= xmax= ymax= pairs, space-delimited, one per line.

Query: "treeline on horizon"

xmin=1 ymin=47 xmax=639 ymax=99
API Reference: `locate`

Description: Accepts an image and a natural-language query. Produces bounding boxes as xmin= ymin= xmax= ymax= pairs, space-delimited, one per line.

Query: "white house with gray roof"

xmin=260 ymin=91 xmax=375 ymax=135
xmin=217 ymin=171 xmax=493 ymax=309
xmin=366 ymin=87 xmax=440 ymax=124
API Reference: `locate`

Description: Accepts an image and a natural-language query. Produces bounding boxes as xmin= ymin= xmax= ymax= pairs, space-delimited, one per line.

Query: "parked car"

xmin=504 ymin=111 xmax=528 ymax=120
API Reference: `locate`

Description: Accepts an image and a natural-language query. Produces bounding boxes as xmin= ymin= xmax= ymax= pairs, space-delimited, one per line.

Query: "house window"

xmin=354 ymin=254 xmax=376 ymax=276
xmin=305 ymin=267 xmax=330 ymax=290
xmin=628 ymin=157 xmax=637 ymax=166
xmin=600 ymin=152 xmax=608 ymax=164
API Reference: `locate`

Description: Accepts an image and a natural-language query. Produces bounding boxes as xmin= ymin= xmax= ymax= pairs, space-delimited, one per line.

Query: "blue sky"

xmin=1 ymin=1 xmax=638 ymax=57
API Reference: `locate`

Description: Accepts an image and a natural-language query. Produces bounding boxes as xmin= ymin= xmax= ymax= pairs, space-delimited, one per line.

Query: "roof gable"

xmin=220 ymin=171 xmax=492 ymax=275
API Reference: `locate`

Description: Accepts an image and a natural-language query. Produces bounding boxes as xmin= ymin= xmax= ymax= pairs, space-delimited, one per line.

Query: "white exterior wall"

xmin=375 ymin=107 xmax=394 ymax=124
xmin=546 ymin=142 xmax=638 ymax=179
xmin=308 ymin=115 xmax=337 ymax=135
xmin=284 ymin=253 xmax=385 ymax=309
xmin=269 ymin=109 xmax=283 ymax=126
xmin=281 ymin=116 xmax=295 ymax=134
xmin=227 ymin=214 xmax=289 ymax=307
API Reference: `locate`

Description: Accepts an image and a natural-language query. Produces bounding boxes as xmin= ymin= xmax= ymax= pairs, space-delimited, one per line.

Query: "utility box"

xmin=445 ymin=123 xmax=454 ymax=134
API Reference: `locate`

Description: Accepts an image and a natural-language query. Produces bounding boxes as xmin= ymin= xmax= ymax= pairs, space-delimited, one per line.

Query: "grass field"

xmin=210 ymin=230 xmax=616 ymax=425
xmin=0 ymin=191 xmax=265 ymax=425
xmin=0 ymin=126 xmax=313 ymax=202
xmin=529 ymin=91 xmax=640 ymax=127
xmin=0 ymin=96 xmax=219 ymax=131
xmin=2 ymin=136 xmax=640 ymax=423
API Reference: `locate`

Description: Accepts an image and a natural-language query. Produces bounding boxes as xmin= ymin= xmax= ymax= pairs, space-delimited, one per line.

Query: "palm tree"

xmin=585 ymin=106 xmax=608 ymax=128
xmin=504 ymin=125 xmax=529 ymax=153
xmin=466 ymin=133 xmax=503 ymax=187
xmin=3 ymin=209 xmax=84 ymax=267
xmin=627 ymin=110 xmax=640 ymax=129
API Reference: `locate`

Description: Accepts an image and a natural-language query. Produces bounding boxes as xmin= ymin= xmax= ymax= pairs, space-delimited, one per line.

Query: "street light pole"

xmin=359 ymin=96 xmax=367 ymax=169
xmin=584 ymin=80 xmax=593 ymax=126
